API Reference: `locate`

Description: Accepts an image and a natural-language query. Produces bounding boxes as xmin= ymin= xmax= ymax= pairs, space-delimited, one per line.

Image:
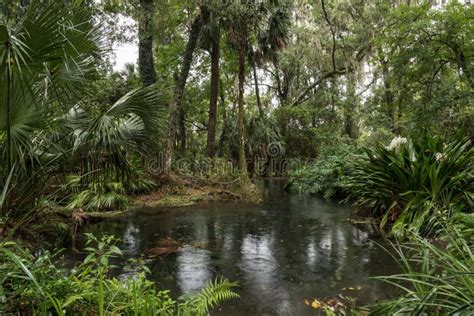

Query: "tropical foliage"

xmin=0 ymin=0 xmax=473 ymax=314
xmin=0 ymin=0 xmax=167 ymax=217
xmin=369 ymin=226 xmax=474 ymax=314
xmin=0 ymin=234 xmax=239 ymax=315
xmin=347 ymin=136 xmax=473 ymax=238
xmin=286 ymin=142 xmax=355 ymax=199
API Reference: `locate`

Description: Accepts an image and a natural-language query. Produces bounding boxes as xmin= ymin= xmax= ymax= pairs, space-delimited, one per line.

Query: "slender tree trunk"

xmin=206 ymin=24 xmax=220 ymax=158
xmin=329 ymin=78 xmax=336 ymax=122
xmin=163 ymin=12 xmax=205 ymax=173
xmin=381 ymin=59 xmax=398 ymax=134
xmin=252 ymin=58 xmax=263 ymax=117
xmin=177 ymin=107 xmax=186 ymax=154
xmin=453 ymin=45 xmax=474 ymax=89
xmin=217 ymin=79 xmax=227 ymax=157
xmin=344 ymin=73 xmax=357 ymax=139
xmin=138 ymin=0 xmax=156 ymax=87
xmin=238 ymin=38 xmax=248 ymax=177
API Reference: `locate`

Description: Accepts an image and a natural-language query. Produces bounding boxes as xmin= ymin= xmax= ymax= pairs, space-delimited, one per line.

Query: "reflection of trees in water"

xmin=177 ymin=246 xmax=212 ymax=293
xmin=121 ymin=223 xmax=141 ymax=252
xmin=239 ymin=234 xmax=292 ymax=314
xmin=82 ymin=191 xmax=398 ymax=313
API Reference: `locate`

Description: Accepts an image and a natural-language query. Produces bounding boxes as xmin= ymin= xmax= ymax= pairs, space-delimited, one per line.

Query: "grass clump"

xmin=368 ymin=225 xmax=474 ymax=314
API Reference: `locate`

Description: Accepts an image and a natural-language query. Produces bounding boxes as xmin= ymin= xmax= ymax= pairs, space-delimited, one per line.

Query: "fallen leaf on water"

xmin=311 ymin=299 xmax=321 ymax=309
xmin=145 ymin=246 xmax=182 ymax=256
xmin=304 ymin=299 xmax=311 ymax=306
xmin=156 ymin=237 xmax=181 ymax=247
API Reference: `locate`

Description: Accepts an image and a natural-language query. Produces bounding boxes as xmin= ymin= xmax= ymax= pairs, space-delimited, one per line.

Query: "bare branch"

xmin=291 ymin=68 xmax=348 ymax=107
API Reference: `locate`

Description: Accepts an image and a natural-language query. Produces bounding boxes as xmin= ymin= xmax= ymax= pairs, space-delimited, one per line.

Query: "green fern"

xmin=1 ymin=236 xmax=239 ymax=315
xmin=179 ymin=278 xmax=240 ymax=315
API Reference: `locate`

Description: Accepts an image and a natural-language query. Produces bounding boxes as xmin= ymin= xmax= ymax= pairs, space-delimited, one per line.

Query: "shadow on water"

xmin=68 ymin=179 xmax=398 ymax=315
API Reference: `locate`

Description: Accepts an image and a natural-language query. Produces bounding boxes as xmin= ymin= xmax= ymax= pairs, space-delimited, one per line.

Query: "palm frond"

xmin=73 ymin=84 xmax=168 ymax=182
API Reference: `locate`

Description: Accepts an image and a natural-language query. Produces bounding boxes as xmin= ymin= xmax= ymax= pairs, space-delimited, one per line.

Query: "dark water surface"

xmin=70 ymin=180 xmax=398 ymax=315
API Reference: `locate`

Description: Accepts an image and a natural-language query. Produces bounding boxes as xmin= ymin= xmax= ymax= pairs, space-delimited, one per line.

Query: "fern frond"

xmin=181 ymin=278 xmax=239 ymax=315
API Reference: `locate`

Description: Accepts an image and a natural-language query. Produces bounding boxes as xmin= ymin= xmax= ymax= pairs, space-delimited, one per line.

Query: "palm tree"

xmin=1 ymin=0 xmax=102 ymax=172
xmin=224 ymin=0 xmax=290 ymax=178
xmin=70 ymin=84 xmax=167 ymax=182
xmin=0 ymin=0 xmax=167 ymax=214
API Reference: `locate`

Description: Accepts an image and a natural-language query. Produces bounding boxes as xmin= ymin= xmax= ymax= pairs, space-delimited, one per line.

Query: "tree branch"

xmin=291 ymin=69 xmax=348 ymax=106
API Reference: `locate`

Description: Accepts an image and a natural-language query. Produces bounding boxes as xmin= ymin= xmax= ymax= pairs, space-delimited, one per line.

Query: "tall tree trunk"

xmin=163 ymin=11 xmax=206 ymax=173
xmin=177 ymin=107 xmax=186 ymax=155
xmin=217 ymin=79 xmax=227 ymax=157
xmin=329 ymin=78 xmax=336 ymax=122
xmin=206 ymin=24 xmax=220 ymax=158
xmin=252 ymin=58 xmax=263 ymax=117
xmin=381 ymin=59 xmax=398 ymax=134
xmin=5 ymin=53 xmax=12 ymax=173
xmin=453 ymin=45 xmax=474 ymax=89
xmin=344 ymin=73 xmax=357 ymax=139
xmin=138 ymin=0 xmax=156 ymax=87
xmin=238 ymin=38 xmax=248 ymax=177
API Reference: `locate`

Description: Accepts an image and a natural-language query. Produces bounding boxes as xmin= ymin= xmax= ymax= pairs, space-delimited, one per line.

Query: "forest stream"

xmin=66 ymin=180 xmax=399 ymax=315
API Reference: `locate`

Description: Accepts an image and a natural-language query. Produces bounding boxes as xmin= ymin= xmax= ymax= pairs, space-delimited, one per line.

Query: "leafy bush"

xmin=286 ymin=143 xmax=355 ymax=199
xmin=0 ymin=1 xmax=166 ymax=217
xmin=125 ymin=167 xmax=157 ymax=195
xmin=347 ymin=136 xmax=473 ymax=238
xmin=64 ymin=166 xmax=156 ymax=212
xmin=67 ymin=180 xmax=130 ymax=212
xmin=0 ymin=234 xmax=239 ymax=315
xmin=369 ymin=226 xmax=474 ymax=314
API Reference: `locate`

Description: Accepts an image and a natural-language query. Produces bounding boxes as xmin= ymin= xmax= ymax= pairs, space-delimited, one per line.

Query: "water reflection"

xmin=177 ymin=246 xmax=212 ymax=293
xmin=122 ymin=223 xmax=140 ymax=253
xmin=75 ymin=180 xmax=398 ymax=315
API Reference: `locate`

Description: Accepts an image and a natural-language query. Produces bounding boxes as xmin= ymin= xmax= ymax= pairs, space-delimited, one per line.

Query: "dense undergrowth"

xmin=288 ymin=135 xmax=474 ymax=314
xmin=368 ymin=225 xmax=474 ymax=315
xmin=288 ymin=135 xmax=473 ymax=238
xmin=286 ymin=142 xmax=355 ymax=199
xmin=0 ymin=234 xmax=239 ymax=315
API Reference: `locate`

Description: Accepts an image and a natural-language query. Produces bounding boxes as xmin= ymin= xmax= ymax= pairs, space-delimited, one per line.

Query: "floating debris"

xmin=144 ymin=237 xmax=182 ymax=256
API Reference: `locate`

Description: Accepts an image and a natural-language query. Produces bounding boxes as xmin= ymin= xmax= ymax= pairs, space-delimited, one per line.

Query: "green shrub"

xmin=286 ymin=143 xmax=355 ymax=199
xmin=67 ymin=181 xmax=130 ymax=212
xmin=0 ymin=234 xmax=239 ymax=315
xmin=64 ymin=167 xmax=156 ymax=212
xmin=346 ymin=136 xmax=473 ymax=238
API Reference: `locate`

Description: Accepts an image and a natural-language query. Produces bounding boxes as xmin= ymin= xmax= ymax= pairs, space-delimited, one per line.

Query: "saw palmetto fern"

xmin=71 ymin=84 xmax=168 ymax=184
xmin=0 ymin=1 xmax=168 ymax=214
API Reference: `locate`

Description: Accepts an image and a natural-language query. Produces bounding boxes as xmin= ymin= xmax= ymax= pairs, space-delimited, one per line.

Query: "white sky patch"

xmin=112 ymin=42 xmax=138 ymax=71
xmin=109 ymin=14 xmax=138 ymax=72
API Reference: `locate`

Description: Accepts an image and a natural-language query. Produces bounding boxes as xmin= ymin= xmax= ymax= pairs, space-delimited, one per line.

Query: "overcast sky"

xmin=113 ymin=42 xmax=138 ymax=71
xmin=111 ymin=14 xmax=138 ymax=71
